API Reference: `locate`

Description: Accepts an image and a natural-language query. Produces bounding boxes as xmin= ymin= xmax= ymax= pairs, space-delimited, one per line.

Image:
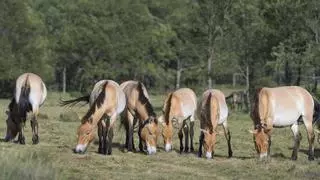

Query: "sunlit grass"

xmin=0 ymin=92 xmax=318 ymax=179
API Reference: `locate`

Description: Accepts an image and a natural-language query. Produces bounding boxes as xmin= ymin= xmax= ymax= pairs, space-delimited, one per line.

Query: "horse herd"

xmin=3 ymin=73 xmax=320 ymax=161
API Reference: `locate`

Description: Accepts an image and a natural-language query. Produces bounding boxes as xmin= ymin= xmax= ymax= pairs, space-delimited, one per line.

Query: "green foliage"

xmin=0 ymin=0 xmax=319 ymax=96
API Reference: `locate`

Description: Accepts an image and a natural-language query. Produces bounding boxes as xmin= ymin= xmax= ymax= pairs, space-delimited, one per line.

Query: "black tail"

xmin=313 ymin=97 xmax=320 ymax=124
xmin=59 ymin=95 xmax=90 ymax=107
xmin=18 ymin=77 xmax=32 ymax=123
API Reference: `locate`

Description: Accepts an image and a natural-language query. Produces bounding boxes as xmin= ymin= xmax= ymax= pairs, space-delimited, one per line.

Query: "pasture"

xmin=0 ymin=92 xmax=319 ymax=180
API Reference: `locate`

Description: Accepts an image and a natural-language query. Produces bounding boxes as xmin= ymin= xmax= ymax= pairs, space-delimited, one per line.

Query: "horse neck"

xmin=136 ymin=102 xmax=155 ymax=121
xmin=87 ymin=105 xmax=107 ymax=126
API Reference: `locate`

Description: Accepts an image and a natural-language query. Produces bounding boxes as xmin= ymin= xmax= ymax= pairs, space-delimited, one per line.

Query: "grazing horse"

xmin=226 ymin=91 xmax=246 ymax=111
xmin=198 ymin=89 xmax=232 ymax=159
xmin=250 ymin=86 xmax=320 ymax=160
xmin=5 ymin=73 xmax=47 ymax=144
xmin=158 ymin=88 xmax=197 ymax=153
xmin=120 ymin=81 xmax=159 ymax=155
xmin=61 ymin=80 xmax=126 ymax=154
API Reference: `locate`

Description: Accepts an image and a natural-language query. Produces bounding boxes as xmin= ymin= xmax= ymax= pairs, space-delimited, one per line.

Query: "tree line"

xmin=0 ymin=0 xmax=319 ymax=100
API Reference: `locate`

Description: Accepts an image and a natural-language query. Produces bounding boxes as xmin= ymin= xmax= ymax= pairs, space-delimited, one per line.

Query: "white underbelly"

xmin=273 ymin=111 xmax=301 ymax=127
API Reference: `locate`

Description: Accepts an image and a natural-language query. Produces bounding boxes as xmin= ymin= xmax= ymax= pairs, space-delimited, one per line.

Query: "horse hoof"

xmin=308 ymin=156 xmax=314 ymax=161
xmin=32 ymin=136 xmax=39 ymax=144
xmin=190 ymin=147 xmax=194 ymax=152
xmin=19 ymin=139 xmax=25 ymax=145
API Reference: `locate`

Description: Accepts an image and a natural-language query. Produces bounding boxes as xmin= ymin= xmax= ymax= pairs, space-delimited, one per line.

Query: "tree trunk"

xmin=284 ymin=60 xmax=292 ymax=85
xmin=176 ymin=58 xmax=181 ymax=89
xmin=246 ymin=65 xmax=250 ymax=113
xmin=313 ymin=68 xmax=318 ymax=93
xmin=62 ymin=66 xmax=66 ymax=94
xmin=208 ymin=48 xmax=214 ymax=89
xmin=295 ymin=59 xmax=302 ymax=86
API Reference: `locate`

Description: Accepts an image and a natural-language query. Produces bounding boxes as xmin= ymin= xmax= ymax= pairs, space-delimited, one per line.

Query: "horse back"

xmin=172 ymin=88 xmax=197 ymax=118
xmin=258 ymin=86 xmax=314 ymax=127
xmin=15 ymin=73 xmax=46 ymax=107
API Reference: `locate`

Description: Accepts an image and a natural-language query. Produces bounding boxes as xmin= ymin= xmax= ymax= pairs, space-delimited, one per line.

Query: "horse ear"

xmin=248 ymin=129 xmax=258 ymax=134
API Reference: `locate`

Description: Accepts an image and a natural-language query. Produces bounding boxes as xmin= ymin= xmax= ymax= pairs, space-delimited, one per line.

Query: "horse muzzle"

xmin=74 ymin=144 xmax=87 ymax=154
xmin=147 ymin=145 xmax=157 ymax=155
xmin=165 ymin=143 xmax=172 ymax=152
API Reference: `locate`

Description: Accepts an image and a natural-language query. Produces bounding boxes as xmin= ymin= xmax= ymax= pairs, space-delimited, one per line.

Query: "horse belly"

xmin=273 ymin=110 xmax=301 ymax=127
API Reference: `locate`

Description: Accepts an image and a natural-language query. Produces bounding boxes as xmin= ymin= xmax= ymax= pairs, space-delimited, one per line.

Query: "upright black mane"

xmin=81 ymin=81 xmax=109 ymax=123
xmin=137 ymin=82 xmax=156 ymax=118
xmin=164 ymin=92 xmax=173 ymax=125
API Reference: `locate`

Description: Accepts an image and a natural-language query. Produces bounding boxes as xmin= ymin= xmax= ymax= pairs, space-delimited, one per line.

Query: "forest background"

xmin=1 ymin=0 xmax=320 ymax=106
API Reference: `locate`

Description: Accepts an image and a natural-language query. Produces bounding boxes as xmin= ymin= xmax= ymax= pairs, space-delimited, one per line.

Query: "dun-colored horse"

xmin=120 ymin=81 xmax=159 ymax=155
xmin=198 ymin=89 xmax=232 ymax=159
xmin=158 ymin=88 xmax=197 ymax=153
xmin=250 ymin=86 xmax=320 ymax=160
xmin=61 ymin=80 xmax=126 ymax=154
xmin=5 ymin=73 xmax=47 ymax=144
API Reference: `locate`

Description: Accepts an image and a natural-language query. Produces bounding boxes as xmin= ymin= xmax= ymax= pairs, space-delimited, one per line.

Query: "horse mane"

xmin=137 ymin=82 xmax=156 ymax=120
xmin=206 ymin=93 xmax=214 ymax=132
xmin=81 ymin=81 xmax=109 ymax=124
xmin=251 ymin=88 xmax=263 ymax=128
xmin=164 ymin=92 xmax=173 ymax=125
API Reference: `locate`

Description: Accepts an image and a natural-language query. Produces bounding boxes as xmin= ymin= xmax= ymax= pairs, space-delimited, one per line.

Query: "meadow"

xmin=0 ymin=92 xmax=319 ymax=180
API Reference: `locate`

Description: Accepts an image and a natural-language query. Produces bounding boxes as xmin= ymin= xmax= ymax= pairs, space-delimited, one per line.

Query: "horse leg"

xmin=190 ymin=121 xmax=195 ymax=152
xmin=18 ymin=121 xmax=25 ymax=145
xmin=183 ymin=124 xmax=189 ymax=153
xmin=198 ymin=131 xmax=204 ymax=157
xmin=107 ymin=127 xmax=114 ymax=155
xmin=290 ymin=123 xmax=301 ymax=160
xmin=31 ymin=112 xmax=39 ymax=144
xmin=98 ymin=120 xmax=104 ymax=154
xmin=222 ymin=121 xmax=233 ymax=158
xmin=126 ymin=111 xmax=135 ymax=152
xmin=106 ymin=113 xmax=117 ymax=155
xmin=178 ymin=128 xmax=184 ymax=154
xmin=138 ymin=122 xmax=144 ymax=152
xmin=304 ymin=117 xmax=315 ymax=161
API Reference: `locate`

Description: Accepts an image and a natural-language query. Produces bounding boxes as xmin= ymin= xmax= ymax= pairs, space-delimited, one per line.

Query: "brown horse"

xmin=198 ymin=89 xmax=232 ymax=159
xmin=250 ymin=86 xmax=320 ymax=160
xmin=158 ymin=88 xmax=197 ymax=153
xmin=120 ymin=81 xmax=159 ymax=155
xmin=61 ymin=80 xmax=126 ymax=154
xmin=4 ymin=73 xmax=47 ymax=144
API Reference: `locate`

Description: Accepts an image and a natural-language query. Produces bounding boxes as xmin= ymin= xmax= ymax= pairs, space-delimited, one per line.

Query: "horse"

xmin=158 ymin=88 xmax=197 ymax=153
xmin=226 ymin=91 xmax=247 ymax=111
xmin=60 ymin=80 xmax=126 ymax=155
xmin=249 ymin=86 xmax=320 ymax=160
xmin=4 ymin=73 xmax=47 ymax=144
xmin=120 ymin=81 xmax=159 ymax=155
xmin=198 ymin=89 xmax=233 ymax=159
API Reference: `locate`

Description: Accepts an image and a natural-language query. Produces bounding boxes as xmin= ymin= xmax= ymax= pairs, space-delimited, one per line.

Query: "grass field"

xmin=0 ymin=92 xmax=319 ymax=180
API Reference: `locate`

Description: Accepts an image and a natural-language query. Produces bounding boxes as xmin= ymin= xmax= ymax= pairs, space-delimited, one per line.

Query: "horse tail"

xmin=164 ymin=92 xmax=173 ymax=125
xmin=59 ymin=95 xmax=90 ymax=107
xmin=313 ymin=97 xmax=320 ymax=124
xmin=17 ymin=75 xmax=32 ymax=122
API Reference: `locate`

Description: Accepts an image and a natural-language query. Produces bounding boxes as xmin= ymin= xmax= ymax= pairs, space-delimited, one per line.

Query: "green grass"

xmin=0 ymin=92 xmax=319 ymax=180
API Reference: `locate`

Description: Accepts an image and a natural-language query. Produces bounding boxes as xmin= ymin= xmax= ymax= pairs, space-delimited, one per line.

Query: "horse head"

xmin=249 ymin=123 xmax=270 ymax=159
xmin=140 ymin=116 xmax=160 ymax=155
xmin=74 ymin=118 xmax=95 ymax=154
